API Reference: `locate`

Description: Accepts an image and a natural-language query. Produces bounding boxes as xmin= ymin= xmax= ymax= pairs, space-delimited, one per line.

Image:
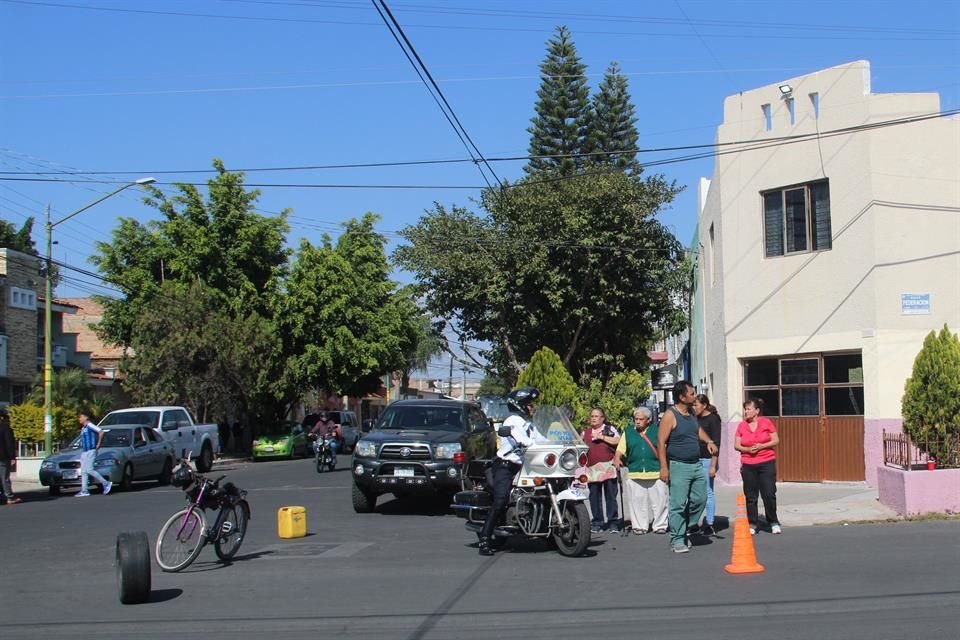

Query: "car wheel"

xmin=157 ymin=458 xmax=173 ymax=485
xmin=120 ymin=463 xmax=134 ymax=491
xmin=196 ymin=443 xmax=214 ymax=473
xmin=48 ymin=485 xmax=60 ymax=496
xmin=352 ymin=483 xmax=377 ymax=513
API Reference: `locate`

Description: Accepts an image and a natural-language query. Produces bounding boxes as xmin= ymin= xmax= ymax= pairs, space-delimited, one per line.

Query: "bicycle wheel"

xmin=214 ymin=500 xmax=250 ymax=561
xmin=155 ymin=507 xmax=207 ymax=572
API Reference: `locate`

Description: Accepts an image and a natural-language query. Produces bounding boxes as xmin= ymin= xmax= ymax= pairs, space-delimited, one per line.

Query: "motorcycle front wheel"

xmin=552 ymin=501 xmax=591 ymax=557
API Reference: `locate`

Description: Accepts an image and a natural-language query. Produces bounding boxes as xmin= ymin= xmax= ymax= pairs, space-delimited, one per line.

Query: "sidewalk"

xmin=714 ymin=481 xmax=898 ymax=526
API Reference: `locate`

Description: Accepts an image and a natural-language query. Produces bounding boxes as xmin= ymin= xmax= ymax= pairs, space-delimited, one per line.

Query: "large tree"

xmin=276 ymin=213 xmax=421 ymax=398
xmin=91 ymin=159 xmax=290 ymax=347
xmin=586 ymin=62 xmax=642 ymax=174
xmin=524 ymin=26 xmax=591 ymax=176
xmin=395 ymin=171 xmax=686 ymax=382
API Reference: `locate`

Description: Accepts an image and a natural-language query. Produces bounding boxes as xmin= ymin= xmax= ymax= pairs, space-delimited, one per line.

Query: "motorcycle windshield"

xmin=530 ymin=405 xmax=585 ymax=446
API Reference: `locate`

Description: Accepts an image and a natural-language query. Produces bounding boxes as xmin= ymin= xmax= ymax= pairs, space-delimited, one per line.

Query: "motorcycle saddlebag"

xmin=453 ymin=490 xmax=492 ymax=508
xmin=465 ymin=458 xmax=492 ymax=482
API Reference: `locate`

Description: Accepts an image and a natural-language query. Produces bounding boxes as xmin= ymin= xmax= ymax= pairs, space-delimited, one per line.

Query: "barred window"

xmin=762 ymin=180 xmax=832 ymax=257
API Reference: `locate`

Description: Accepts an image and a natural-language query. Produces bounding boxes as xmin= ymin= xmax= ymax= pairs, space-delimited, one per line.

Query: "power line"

xmin=371 ymin=0 xmax=501 ymax=189
xmin=4 ymin=106 xmax=956 ymax=178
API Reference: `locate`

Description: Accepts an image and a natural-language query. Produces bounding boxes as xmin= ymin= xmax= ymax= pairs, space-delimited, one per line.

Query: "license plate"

xmin=62 ymin=470 xmax=79 ymax=480
xmin=394 ymin=467 xmax=414 ymax=477
xmin=264 ymin=447 xmax=274 ymax=453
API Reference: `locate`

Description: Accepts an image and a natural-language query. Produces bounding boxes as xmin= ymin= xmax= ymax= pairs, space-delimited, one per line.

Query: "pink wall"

xmin=865 ymin=418 xmax=903 ymax=487
xmin=877 ymin=466 xmax=960 ymax=515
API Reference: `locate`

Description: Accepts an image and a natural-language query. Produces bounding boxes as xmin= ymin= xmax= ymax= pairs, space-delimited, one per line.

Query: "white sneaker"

xmin=771 ymin=524 xmax=782 ymax=535
xmin=749 ymin=526 xmax=757 ymax=535
xmin=103 ymin=482 xmax=113 ymax=496
xmin=75 ymin=491 xmax=91 ymax=497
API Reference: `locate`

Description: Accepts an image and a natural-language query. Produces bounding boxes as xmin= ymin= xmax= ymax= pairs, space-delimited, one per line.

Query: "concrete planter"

xmin=13 ymin=457 xmax=43 ymax=482
xmin=877 ymin=466 xmax=960 ymax=515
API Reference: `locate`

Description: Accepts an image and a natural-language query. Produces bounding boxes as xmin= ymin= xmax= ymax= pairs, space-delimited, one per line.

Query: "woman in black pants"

xmin=734 ymin=398 xmax=781 ymax=534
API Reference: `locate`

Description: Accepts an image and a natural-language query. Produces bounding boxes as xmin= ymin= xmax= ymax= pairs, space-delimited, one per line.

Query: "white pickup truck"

xmin=98 ymin=406 xmax=220 ymax=472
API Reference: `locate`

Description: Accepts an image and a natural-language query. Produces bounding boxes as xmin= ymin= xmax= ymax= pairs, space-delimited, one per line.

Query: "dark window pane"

xmin=763 ymin=192 xmax=784 ymax=257
xmin=784 ymin=188 xmax=808 ymax=253
xmin=744 ymin=358 xmax=779 ymax=386
xmin=744 ymin=389 xmax=780 ymax=417
xmin=824 ymin=353 xmax=863 ymax=384
xmin=782 ymin=387 xmax=819 ymax=416
xmin=825 ymin=387 xmax=864 ymax=415
xmin=781 ymin=359 xmax=819 ymax=385
xmin=810 ymin=181 xmax=832 ymax=250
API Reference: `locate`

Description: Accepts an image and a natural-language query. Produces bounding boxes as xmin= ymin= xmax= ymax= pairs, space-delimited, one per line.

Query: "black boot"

xmin=478 ymin=537 xmax=495 ymax=556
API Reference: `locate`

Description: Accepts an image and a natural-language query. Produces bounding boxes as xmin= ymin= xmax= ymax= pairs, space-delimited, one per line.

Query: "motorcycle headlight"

xmin=41 ymin=460 xmax=57 ymax=470
xmin=355 ymin=441 xmax=378 ymax=458
xmin=434 ymin=443 xmax=462 ymax=459
xmin=560 ymin=449 xmax=578 ymax=471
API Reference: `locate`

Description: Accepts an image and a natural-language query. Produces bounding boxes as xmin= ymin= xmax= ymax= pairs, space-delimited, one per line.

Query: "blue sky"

xmin=1 ymin=0 xmax=958 ymax=379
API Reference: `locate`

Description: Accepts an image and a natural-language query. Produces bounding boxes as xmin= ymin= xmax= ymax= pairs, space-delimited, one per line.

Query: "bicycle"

xmin=154 ymin=454 xmax=251 ymax=572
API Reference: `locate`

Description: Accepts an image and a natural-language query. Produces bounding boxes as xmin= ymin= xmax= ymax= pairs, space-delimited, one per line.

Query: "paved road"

xmin=1 ymin=456 xmax=957 ymax=639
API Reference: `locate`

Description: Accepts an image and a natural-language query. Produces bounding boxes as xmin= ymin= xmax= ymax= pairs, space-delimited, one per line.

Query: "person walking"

xmin=657 ymin=380 xmax=718 ymax=553
xmin=76 ymin=412 xmax=111 ymax=497
xmin=612 ymin=407 xmax=667 ymax=535
xmin=583 ymin=407 xmax=621 ymax=534
xmin=0 ymin=409 xmax=22 ymax=505
xmin=694 ymin=394 xmax=722 ymax=535
xmin=735 ymin=397 xmax=781 ymax=535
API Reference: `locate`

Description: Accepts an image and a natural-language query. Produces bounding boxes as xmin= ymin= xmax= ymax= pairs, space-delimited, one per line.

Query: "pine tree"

xmin=524 ymin=26 xmax=591 ymax=176
xmin=901 ymin=324 xmax=960 ymax=463
xmin=586 ymin=62 xmax=642 ymax=175
xmin=516 ymin=346 xmax=580 ymax=411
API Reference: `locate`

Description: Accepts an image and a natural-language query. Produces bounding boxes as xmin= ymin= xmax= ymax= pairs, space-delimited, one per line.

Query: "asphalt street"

xmin=1 ymin=456 xmax=957 ymax=640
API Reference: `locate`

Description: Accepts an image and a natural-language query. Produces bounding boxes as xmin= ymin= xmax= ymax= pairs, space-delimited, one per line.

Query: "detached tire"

xmin=116 ymin=531 xmax=151 ymax=604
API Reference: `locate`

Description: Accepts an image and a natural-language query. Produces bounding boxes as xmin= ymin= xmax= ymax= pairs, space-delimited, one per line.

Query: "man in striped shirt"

xmin=77 ymin=412 xmax=111 ymax=497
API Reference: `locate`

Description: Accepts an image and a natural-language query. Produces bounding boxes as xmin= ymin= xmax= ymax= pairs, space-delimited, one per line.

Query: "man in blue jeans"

xmin=76 ymin=412 xmax=111 ymax=497
xmin=657 ymin=381 xmax=717 ymax=553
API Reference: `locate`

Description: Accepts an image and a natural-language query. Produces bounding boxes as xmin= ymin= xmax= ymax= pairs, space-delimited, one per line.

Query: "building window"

xmin=9 ymin=286 xmax=37 ymax=310
xmin=762 ymin=180 xmax=832 ymax=258
xmin=810 ymin=92 xmax=820 ymax=119
xmin=743 ymin=352 xmax=864 ymax=417
xmin=786 ymin=97 xmax=795 ymax=125
xmin=708 ymin=223 xmax=716 ymax=287
xmin=761 ymin=103 xmax=772 ymax=131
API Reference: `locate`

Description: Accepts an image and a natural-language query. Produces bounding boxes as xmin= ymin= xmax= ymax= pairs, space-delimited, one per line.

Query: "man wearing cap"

xmin=0 ymin=408 xmax=22 ymax=505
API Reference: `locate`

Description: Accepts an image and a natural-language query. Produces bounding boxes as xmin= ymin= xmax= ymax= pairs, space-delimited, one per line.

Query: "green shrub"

xmin=9 ymin=404 xmax=79 ymax=445
xmin=579 ymin=369 xmax=652 ymax=429
xmin=902 ymin=324 xmax=960 ymax=462
xmin=516 ymin=347 xmax=580 ymax=416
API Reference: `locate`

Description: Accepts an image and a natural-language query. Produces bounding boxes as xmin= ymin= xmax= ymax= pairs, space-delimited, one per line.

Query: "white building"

xmin=691 ymin=60 xmax=960 ymax=485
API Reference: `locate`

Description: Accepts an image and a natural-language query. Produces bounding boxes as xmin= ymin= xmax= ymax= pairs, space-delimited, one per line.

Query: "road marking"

xmin=254 ymin=541 xmax=373 ymax=559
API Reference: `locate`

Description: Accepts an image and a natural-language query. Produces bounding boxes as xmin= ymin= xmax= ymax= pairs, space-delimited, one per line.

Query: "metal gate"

xmin=774 ymin=416 xmax=864 ymax=482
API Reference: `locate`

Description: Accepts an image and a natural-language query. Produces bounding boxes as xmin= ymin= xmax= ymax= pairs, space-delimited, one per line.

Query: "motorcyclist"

xmin=478 ymin=386 xmax=544 ymax=556
xmin=309 ymin=411 xmax=340 ymax=457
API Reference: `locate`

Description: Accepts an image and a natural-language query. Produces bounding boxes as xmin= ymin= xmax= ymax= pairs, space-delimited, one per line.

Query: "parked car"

xmin=477 ymin=394 xmax=511 ymax=431
xmin=98 ymin=406 xmax=219 ymax=472
xmin=351 ymin=399 xmax=496 ymax=513
xmin=324 ymin=410 xmax=362 ymax=454
xmin=39 ymin=426 xmax=176 ymax=495
xmin=252 ymin=421 xmax=309 ymax=460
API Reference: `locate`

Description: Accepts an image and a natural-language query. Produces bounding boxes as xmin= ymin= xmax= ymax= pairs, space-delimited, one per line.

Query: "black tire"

xmin=120 ymin=463 xmax=134 ymax=491
xmin=214 ymin=500 xmax=249 ymax=561
xmin=327 ymin=453 xmax=336 ymax=471
xmin=48 ymin=485 xmax=60 ymax=496
xmin=155 ymin=507 xmax=207 ymax=572
xmin=116 ymin=531 xmax=151 ymax=604
xmin=352 ymin=483 xmax=377 ymax=513
xmin=196 ymin=443 xmax=214 ymax=473
xmin=552 ymin=502 xmax=591 ymax=557
xmin=316 ymin=455 xmax=325 ymax=473
xmin=157 ymin=458 xmax=173 ymax=486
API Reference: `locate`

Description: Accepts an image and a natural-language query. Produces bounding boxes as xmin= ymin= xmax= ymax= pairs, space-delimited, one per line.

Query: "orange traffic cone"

xmin=724 ymin=492 xmax=765 ymax=574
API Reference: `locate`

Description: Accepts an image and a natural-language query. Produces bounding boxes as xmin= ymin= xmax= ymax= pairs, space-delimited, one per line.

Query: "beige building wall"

xmin=0 ymin=248 xmax=41 ymax=388
xmin=697 ymin=61 xmax=960 ymax=484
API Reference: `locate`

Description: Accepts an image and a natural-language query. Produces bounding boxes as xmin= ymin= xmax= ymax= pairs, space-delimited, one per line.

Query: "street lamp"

xmin=43 ymin=177 xmax=156 ymax=455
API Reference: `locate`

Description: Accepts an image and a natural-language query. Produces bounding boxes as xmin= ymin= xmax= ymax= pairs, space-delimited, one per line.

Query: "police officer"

xmin=478 ymin=386 xmax=542 ymax=556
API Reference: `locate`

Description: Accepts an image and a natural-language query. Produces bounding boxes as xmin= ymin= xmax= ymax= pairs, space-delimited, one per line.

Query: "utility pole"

xmin=461 ymin=366 xmax=467 ymax=401
xmin=448 ymin=354 xmax=454 ymax=398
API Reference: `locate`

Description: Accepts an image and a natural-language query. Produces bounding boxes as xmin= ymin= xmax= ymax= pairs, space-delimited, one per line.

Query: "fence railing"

xmin=883 ymin=430 xmax=960 ymax=470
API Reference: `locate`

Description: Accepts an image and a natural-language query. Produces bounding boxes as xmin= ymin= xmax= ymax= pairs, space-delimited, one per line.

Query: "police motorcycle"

xmin=451 ymin=404 xmax=592 ymax=557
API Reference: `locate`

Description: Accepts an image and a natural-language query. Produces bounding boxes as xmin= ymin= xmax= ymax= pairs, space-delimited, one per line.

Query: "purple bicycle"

xmin=154 ymin=455 xmax=251 ymax=572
